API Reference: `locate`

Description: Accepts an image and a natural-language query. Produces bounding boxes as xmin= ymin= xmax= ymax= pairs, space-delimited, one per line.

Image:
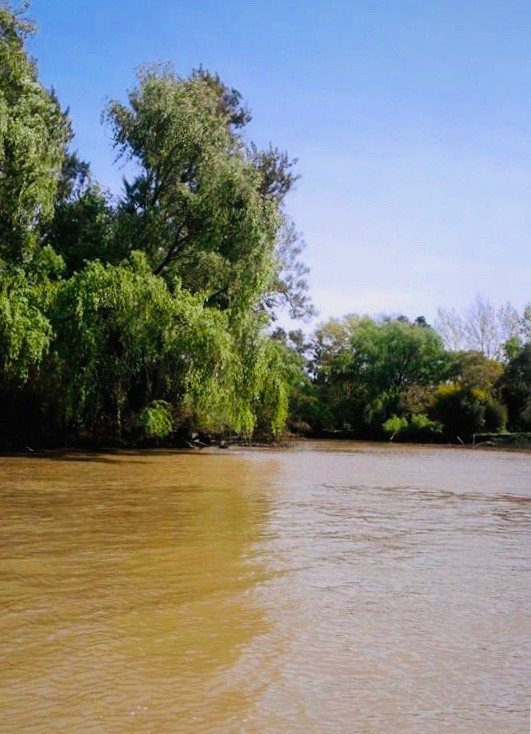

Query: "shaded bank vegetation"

xmin=0 ymin=4 xmax=529 ymax=448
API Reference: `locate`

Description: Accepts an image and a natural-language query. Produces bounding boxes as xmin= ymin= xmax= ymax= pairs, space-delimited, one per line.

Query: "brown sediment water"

xmin=0 ymin=441 xmax=529 ymax=733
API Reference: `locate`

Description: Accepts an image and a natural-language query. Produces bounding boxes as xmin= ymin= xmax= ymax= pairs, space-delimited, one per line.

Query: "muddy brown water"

xmin=1 ymin=441 xmax=530 ymax=733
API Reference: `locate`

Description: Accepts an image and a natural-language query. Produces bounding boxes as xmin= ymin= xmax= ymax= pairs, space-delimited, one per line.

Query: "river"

xmin=1 ymin=441 xmax=530 ymax=733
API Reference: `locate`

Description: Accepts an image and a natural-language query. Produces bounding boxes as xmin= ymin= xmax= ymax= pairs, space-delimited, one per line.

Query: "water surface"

xmin=1 ymin=442 xmax=530 ymax=733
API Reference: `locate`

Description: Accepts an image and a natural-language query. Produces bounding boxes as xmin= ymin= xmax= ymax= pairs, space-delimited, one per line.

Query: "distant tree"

xmin=309 ymin=316 xmax=448 ymax=434
xmin=430 ymin=350 xmax=506 ymax=440
xmin=497 ymin=343 xmax=531 ymax=431
xmin=347 ymin=318 xmax=448 ymax=429
xmin=434 ymin=306 xmax=465 ymax=352
xmin=447 ymin=351 xmax=504 ymax=392
xmin=435 ymin=295 xmax=524 ymax=360
xmin=431 ymin=385 xmax=506 ymax=441
xmin=310 ymin=315 xmax=364 ymax=377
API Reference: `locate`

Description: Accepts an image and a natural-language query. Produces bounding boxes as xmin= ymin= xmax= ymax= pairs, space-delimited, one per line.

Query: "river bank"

xmin=2 ymin=432 xmax=530 ymax=456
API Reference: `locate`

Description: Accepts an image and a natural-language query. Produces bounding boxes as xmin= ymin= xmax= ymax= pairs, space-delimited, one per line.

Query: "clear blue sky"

xmin=29 ymin=0 xmax=531 ymax=324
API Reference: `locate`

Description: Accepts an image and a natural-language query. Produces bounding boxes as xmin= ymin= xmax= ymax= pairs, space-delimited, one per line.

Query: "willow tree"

xmin=0 ymin=267 xmax=52 ymax=382
xmin=0 ymin=2 xmax=69 ymax=264
xmin=104 ymin=65 xmax=309 ymax=319
xmin=101 ymin=66 xmax=309 ymax=437
xmin=43 ymin=252 xmax=238 ymax=440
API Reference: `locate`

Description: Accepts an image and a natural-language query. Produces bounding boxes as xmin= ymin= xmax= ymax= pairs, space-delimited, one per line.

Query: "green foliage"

xmin=0 ymin=14 xmax=303 ymax=446
xmin=137 ymin=400 xmax=173 ymax=439
xmin=104 ymin=65 xmax=310 ymax=319
xmin=0 ymin=2 xmax=69 ymax=263
xmin=382 ymin=414 xmax=408 ymax=438
xmin=408 ymin=413 xmax=443 ymax=440
xmin=0 ymin=266 xmax=52 ymax=381
xmin=447 ymin=351 xmax=503 ymax=392
xmin=270 ymin=329 xmax=318 ymax=435
xmin=497 ymin=343 xmax=531 ymax=430
xmin=425 ymin=350 xmax=507 ymax=440
xmin=46 ymin=253 xmax=235 ymax=437
xmin=252 ymin=337 xmax=299 ymax=439
xmin=304 ymin=316 xmax=519 ymax=443
xmin=310 ymin=316 xmax=448 ymax=435
xmin=44 ymin=184 xmax=117 ymax=274
xmin=382 ymin=412 xmax=442 ymax=442
xmin=503 ymin=335 xmax=523 ymax=362
xmin=0 ymin=7 xmax=524 ymax=449
xmin=105 ymin=67 xmax=277 ymax=301
xmin=431 ymin=385 xmax=506 ymax=441
xmin=348 ymin=319 xmax=448 ymax=398
xmin=1 ymin=249 xmax=293 ymax=442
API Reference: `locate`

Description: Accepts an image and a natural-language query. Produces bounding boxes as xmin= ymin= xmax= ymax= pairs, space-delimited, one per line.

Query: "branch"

xmin=152 ymin=224 xmax=189 ymax=275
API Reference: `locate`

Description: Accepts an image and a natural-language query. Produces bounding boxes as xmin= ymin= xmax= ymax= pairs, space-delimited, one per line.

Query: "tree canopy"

xmin=0 ymin=4 xmax=528 ymax=448
xmin=0 ymin=6 xmax=309 ymax=446
xmin=0 ymin=3 xmax=69 ymax=264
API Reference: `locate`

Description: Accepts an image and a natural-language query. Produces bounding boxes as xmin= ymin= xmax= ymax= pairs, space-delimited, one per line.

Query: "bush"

xmin=408 ymin=413 xmax=443 ymax=440
xmin=431 ymin=385 xmax=506 ymax=441
xmin=137 ymin=400 xmax=173 ymax=439
xmin=382 ymin=414 xmax=408 ymax=438
xmin=382 ymin=412 xmax=442 ymax=442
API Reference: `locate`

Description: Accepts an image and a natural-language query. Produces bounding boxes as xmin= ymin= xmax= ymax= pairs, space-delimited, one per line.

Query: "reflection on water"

xmin=0 ymin=442 xmax=530 ymax=733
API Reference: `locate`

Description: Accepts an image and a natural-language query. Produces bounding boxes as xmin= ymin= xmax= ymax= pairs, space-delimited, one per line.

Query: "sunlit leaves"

xmin=104 ymin=66 xmax=308 ymax=320
xmin=0 ymin=268 xmax=52 ymax=381
xmin=0 ymin=19 xmax=305 ymax=444
xmin=0 ymin=4 xmax=69 ymax=262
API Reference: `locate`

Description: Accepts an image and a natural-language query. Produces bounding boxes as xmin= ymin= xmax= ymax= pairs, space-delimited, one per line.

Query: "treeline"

xmin=279 ymin=307 xmax=531 ymax=443
xmin=0 ymin=4 xmax=310 ymax=448
xmin=1 ymin=5 xmax=530 ymax=449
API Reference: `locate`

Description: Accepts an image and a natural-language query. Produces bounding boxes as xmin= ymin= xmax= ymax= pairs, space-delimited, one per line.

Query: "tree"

xmin=309 ymin=316 xmax=448 ymax=435
xmin=0 ymin=266 xmax=52 ymax=382
xmin=435 ymin=295 xmax=524 ymax=360
xmin=0 ymin=2 xmax=69 ymax=264
xmin=104 ymin=65 xmax=310 ymax=319
xmin=430 ymin=351 xmax=506 ymax=441
xmin=43 ymin=183 xmax=117 ymax=275
xmin=0 ymin=16 xmax=308 ymax=445
xmin=431 ymin=385 xmax=506 ymax=441
xmin=497 ymin=343 xmax=531 ymax=431
xmin=310 ymin=314 xmax=364 ymax=377
xmin=447 ymin=350 xmax=504 ymax=392
xmin=346 ymin=318 xmax=448 ymax=429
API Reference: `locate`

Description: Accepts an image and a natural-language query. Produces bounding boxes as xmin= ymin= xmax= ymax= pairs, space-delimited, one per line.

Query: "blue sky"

xmin=29 ymin=0 xmax=531 ymax=324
